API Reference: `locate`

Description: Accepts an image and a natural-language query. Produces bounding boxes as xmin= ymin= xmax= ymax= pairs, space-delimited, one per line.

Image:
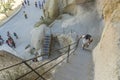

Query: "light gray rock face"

xmin=44 ymin=0 xmax=94 ymax=19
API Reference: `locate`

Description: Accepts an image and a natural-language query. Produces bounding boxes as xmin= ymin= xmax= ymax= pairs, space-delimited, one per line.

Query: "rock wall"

xmin=0 ymin=51 xmax=52 ymax=80
xmin=44 ymin=0 xmax=93 ymax=19
xmin=0 ymin=51 xmax=29 ymax=80
xmin=93 ymin=0 xmax=120 ymax=80
xmin=44 ymin=0 xmax=59 ymax=19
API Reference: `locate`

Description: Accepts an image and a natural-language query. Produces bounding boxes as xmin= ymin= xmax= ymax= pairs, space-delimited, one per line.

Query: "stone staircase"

xmin=42 ymin=35 xmax=52 ymax=58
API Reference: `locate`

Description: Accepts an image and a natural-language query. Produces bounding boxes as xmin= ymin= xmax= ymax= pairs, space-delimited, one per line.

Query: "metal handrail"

xmin=0 ymin=53 xmax=47 ymax=71
xmin=0 ymin=38 xmax=80 ymax=80
xmin=0 ymin=40 xmax=77 ymax=71
xmin=16 ymin=49 xmax=69 ymax=80
xmin=35 ymin=44 xmax=78 ymax=80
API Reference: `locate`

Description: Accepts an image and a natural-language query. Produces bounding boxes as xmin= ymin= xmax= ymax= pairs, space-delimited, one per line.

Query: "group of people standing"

xmin=22 ymin=0 xmax=46 ymax=19
xmin=0 ymin=31 xmax=18 ymax=48
xmin=22 ymin=0 xmax=45 ymax=8
xmin=22 ymin=0 xmax=30 ymax=8
xmin=35 ymin=0 xmax=45 ymax=9
xmin=22 ymin=0 xmax=30 ymax=19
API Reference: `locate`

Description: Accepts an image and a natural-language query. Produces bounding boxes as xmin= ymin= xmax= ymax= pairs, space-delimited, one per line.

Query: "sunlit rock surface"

xmin=93 ymin=0 xmax=120 ymax=80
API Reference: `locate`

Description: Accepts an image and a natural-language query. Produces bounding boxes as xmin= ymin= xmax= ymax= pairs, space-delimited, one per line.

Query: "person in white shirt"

xmin=80 ymin=34 xmax=93 ymax=50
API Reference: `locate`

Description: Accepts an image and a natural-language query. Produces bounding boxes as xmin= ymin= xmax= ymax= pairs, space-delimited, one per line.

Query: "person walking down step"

xmin=23 ymin=11 xmax=28 ymax=19
xmin=80 ymin=34 xmax=93 ymax=50
xmin=13 ymin=32 xmax=18 ymax=39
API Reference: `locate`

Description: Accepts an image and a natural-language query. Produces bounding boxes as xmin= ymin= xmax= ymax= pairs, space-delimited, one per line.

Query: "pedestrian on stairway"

xmin=13 ymin=32 xmax=18 ymax=39
xmin=23 ymin=11 xmax=28 ymax=19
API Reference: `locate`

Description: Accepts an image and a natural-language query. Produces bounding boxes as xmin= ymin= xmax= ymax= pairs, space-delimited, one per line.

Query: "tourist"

xmin=13 ymin=32 xmax=18 ymax=39
xmin=22 ymin=1 xmax=25 ymax=8
xmin=42 ymin=2 xmax=44 ymax=9
xmin=0 ymin=35 xmax=4 ymax=46
xmin=7 ymin=37 xmax=16 ymax=48
xmin=27 ymin=0 xmax=30 ymax=6
xmin=35 ymin=1 xmax=37 ymax=8
xmin=7 ymin=31 xmax=11 ymax=38
xmin=23 ymin=11 xmax=28 ymax=19
xmin=80 ymin=34 xmax=93 ymax=50
xmin=6 ymin=38 xmax=12 ymax=47
xmin=24 ymin=0 xmax=27 ymax=4
xmin=38 ymin=1 xmax=41 ymax=9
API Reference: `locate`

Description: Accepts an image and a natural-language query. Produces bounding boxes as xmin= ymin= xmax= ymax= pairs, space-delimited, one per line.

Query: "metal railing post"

xmin=76 ymin=39 xmax=80 ymax=50
xmin=0 ymin=40 xmax=80 ymax=80
xmin=16 ymin=61 xmax=46 ymax=80
xmin=67 ymin=45 xmax=70 ymax=63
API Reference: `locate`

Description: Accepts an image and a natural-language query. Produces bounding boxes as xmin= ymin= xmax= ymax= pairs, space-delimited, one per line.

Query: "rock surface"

xmin=0 ymin=51 xmax=52 ymax=80
xmin=44 ymin=0 xmax=94 ymax=19
xmin=93 ymin=0 xmax=120 ymax=80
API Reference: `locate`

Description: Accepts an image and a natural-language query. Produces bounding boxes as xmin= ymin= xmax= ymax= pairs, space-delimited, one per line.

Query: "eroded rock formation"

xmin=0 ymin=51 xmax=52 ymax=80
xmin=93 ymin=0 xmax=120 ymax=80
xmin=44 ymin=0 xmax=94 ymax=19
